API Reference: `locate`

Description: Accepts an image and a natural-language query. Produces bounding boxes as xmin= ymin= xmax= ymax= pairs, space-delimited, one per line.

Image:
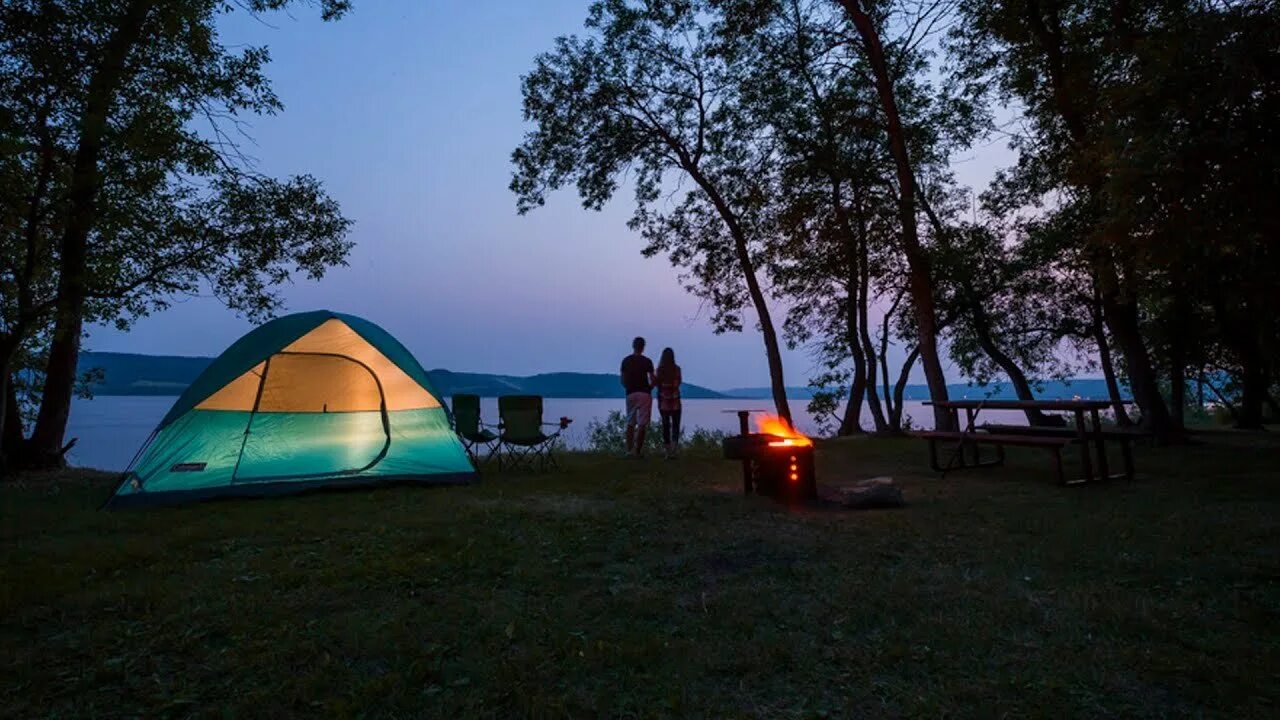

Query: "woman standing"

xmin=656 ymin=348 xmax=682 ymax=459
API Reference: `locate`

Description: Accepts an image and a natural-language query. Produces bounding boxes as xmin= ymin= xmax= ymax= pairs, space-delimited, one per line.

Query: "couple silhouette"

xmin=619 ymin=337 xmax=682 ymax=459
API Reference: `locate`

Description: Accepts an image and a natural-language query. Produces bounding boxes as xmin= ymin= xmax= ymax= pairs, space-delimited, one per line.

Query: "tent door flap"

xmin=231 ymin=351 xmax=390 ymax=483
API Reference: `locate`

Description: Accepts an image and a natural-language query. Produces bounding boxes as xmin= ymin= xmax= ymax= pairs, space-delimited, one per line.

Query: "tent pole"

xmin=230 ymin=357 xmax=272 ymax=483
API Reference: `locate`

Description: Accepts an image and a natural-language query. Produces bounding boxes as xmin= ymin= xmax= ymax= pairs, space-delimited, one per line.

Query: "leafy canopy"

xmin=0 ymin=0 xmax=354 ymax=342
xmin=512 ymin=0 xmax=778 ymax=333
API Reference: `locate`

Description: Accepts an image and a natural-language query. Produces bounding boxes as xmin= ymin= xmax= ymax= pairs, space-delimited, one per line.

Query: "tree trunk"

xmin=840 ymin=365 xmax=866 ymax=435
xmin=832 ymin=183 xmax=866 ymax=436
xmin=0 ymin=341 xmax=15 ymax=469
xmin=891 ymin=346 xmax=922 ymax=430
xmin=878 ymin=291 xmax=901 ymax=427
xmin=841 ymin=291 xmax=868 ymax=435
xmin=725 ymin=220 xmax=792 ymax=425
xmin=854 ymin=211 xmax=889 ymax=433
xmin=1169 ymin=361 xmax=1185 ymax=428
xmin=24 ymin=2 xmax=151 ymax=466
xmin=1209 ymin=293 xmax=1267 ymax=430
xmin=838 ymin=0 xmax=952 ymax=431
xmin=971 ymin=319 xmax=1052 ymax=423
xmin=1094 ymin=256 xmax=1173 ymax=438
xmin=3 ymin=102 xmax=56 ymax=473
xmin=1 ymin=369 xmax=22 ymax=476
xmin=672 ymin=153 xmax=792 ymax=424
xmin=1205 ymin=376 xmax=1240 ymax=424
xmin=1101 ymin=291 xmax=1171 ymax=436
xmin=915 ymin=184 xmax=1053 ymax=426
xmin=1168 ymin=307 xmax=1186 ymax=430
xmin=859 ymin=296 xmax=888 ymax=432
xmin=27 ymin=318 xmax=84 ymax=468
xmin=1236 ymin=354 xmax=1267 ymax=430
xmin=1091 ymin=290 xmax=1132 ymax=426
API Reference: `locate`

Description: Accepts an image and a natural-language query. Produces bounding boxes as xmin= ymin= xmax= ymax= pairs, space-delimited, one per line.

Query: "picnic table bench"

xmin=914 ymin=429 xmax=1073 ymax=483
xmin=978 ymin=423 xmax=1147 ymax=441
xmin=915 ymin=399 xmax=1139 ymax=485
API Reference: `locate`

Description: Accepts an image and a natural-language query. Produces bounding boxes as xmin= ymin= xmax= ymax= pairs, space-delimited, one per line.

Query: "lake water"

xmin=65 ymin=395 xmax=1031 ymax=471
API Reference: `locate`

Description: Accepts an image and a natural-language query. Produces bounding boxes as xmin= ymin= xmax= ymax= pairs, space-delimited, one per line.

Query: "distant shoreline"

xmin=80 ymin=351 xmax=1123 ymax=401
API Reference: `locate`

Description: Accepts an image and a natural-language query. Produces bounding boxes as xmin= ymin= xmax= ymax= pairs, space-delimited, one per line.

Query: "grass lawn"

xmin=3 ymin=435 xmax=1279 ymax=718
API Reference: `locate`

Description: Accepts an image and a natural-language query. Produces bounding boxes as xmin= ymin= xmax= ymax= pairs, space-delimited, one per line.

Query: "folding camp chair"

xmin=452 ymin=394 xmax=500 ymax=466
xmin=497 ymin=395 xmax=570 ymax=471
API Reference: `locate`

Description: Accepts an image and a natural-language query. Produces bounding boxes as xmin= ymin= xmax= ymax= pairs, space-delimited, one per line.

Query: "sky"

xmin=87 ymin=0 xmax=1014 ymax=390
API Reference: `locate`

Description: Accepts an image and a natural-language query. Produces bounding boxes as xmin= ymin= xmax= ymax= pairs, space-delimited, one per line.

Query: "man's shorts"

xmin=625 ymin=392 xmax=653 ymax=427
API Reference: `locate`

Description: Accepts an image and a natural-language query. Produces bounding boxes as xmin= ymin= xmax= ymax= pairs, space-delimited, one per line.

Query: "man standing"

xmin=620 ymin=336 xmax=655 ymax=457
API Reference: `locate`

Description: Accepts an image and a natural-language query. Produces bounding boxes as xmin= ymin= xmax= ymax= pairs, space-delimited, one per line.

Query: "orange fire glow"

xmin=755 ymin=414 xmax=813 ymax=447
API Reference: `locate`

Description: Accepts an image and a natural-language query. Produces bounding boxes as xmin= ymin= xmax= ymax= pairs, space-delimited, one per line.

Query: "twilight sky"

xmin=87 ymin=0 xmax=1012 ymax=390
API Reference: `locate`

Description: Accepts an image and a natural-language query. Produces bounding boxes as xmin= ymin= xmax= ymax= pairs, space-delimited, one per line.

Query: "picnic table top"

xmin=924 ymin=399 xmax=1125 ymax=411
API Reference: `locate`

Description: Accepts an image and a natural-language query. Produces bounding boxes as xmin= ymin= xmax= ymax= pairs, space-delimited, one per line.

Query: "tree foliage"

xmin=0 ymin=0 xmax=354 ymax=468
xmin=512 ymin=0 xmax=795 ymax=422
xmin=950 ymin=0 xmax=1280 ymax=431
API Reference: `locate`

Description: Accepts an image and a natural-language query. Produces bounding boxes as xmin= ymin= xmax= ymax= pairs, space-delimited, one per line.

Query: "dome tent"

xmin=107 ymin=310 xmax=475 ymax=508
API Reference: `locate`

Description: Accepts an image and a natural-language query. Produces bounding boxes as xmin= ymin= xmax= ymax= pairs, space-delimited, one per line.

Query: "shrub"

xmin=682 ymin=426 xmax=728 ymax=455
xmin=584 ymin=410 xmax=726 ymax=456
xmin=585 ymin=411 xmax=659 ymax=454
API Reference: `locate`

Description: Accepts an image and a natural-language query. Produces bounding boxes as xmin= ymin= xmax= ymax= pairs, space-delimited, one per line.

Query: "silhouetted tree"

xmin=831 ymin=0 xmax=957 ymax=430
xmin=512 ymin=0 xmax=795 ymax=422
xmin=0 ymin=0 xmax=354 ymax=470
xmin=725 ymin=0 xmax=1017 ymax=433
xmin=951 ymin=0 xmax=1279 ymax=433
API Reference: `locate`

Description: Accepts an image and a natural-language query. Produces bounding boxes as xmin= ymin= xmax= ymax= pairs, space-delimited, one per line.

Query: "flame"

xmin=755 ymin=414 xmax=813 ymax=447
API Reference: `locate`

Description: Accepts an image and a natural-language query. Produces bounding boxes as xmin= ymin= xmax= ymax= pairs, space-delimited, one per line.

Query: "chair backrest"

xmin=499 ymin=395 xmax=544 ymax=441
xmin=452 ymin=394 xmax=483 ymax=436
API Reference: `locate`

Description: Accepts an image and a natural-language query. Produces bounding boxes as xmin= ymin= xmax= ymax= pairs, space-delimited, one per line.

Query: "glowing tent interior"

xmin=106 ymin=310 xmax=475 ymax=508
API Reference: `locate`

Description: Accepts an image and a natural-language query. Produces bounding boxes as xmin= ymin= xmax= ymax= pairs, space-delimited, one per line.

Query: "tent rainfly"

xmin=107 ymin=310 xmax=475 ymax=508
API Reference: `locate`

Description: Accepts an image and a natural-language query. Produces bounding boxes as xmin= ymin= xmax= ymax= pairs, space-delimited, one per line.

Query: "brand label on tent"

xmin=170 ymin=462 xmax=207 ymax=472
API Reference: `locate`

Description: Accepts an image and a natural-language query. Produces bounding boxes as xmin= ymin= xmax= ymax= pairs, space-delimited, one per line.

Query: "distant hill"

xmin=721 ymin=379 xmax=1124 ymax=401
xmin=423 ymin=369 xmax=726 ymax=399
xmin=78 ymin=352 xmax=1122 ymax=402
xmin=80 ymin=352 xmax=211 ymax=396
xmin=78 ymin=352 xmax=728 ymax=399
xmin=719 ymin=386 xmax=825 ymax=400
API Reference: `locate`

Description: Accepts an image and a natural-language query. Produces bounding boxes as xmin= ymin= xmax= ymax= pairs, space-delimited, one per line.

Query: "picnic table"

xmin=917 ymin=399 xmax=1138 ymax=484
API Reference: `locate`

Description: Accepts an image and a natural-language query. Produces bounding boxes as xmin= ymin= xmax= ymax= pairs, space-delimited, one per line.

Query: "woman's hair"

xmin=656 ymin=347 xmax=678 ymax=384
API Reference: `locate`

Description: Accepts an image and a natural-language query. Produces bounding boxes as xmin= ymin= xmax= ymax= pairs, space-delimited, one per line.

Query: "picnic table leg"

xmin=964 ymin=408 xmax=978 ymax=464
xmin=929 ymin=439 xmax=943 ymax=472
xmin=1074 ymin=409 xmax=1094 ymax=482
xmin=1120 ymin=438 xmax=1135 ymax=480
xmin=1090 ymin=408 xmax=1110 ymax=480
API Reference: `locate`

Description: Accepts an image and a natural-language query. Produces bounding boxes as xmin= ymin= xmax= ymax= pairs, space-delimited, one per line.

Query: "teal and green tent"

xmin=108 ymin=310 xmax=475 ymax=508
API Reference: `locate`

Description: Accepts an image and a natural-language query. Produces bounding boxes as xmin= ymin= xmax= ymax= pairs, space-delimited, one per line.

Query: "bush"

xmin=586 ymin=410 xmax=659 ymax=454
xmin=1210 ymin=403 xmax=1236 ymax=426
xmin=584 ymin=410 xmax=727 ymax=456
xmin=683 ymin=426 xmax=728 ymax=454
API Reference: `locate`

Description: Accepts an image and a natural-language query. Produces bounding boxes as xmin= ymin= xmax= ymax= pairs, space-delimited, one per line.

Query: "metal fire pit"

xmin=722 ymin=411 xmax=817 ymax=504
